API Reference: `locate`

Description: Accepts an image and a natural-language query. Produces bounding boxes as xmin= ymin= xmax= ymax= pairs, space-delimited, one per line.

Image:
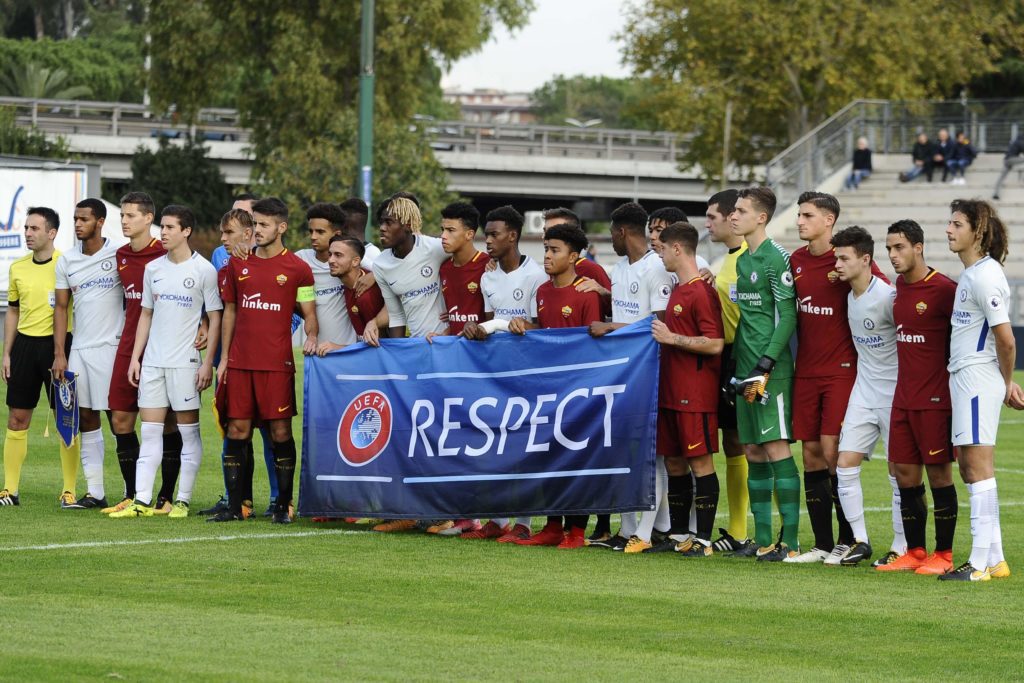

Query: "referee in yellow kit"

xmin=1 ymin=207 xmax=79 ymax=507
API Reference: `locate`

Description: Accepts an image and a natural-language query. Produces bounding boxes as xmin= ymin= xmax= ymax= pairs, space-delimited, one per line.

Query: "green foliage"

xmin=148 ymin=0 xmax=534 ymax=156
xmin=531 ymin=74 xmax=658 ymax=130
xmin=623 ymin=0 xmax=1024 ymax=184
xmin=0 ymin=28 xmax=142 ymax=101
xmin=0 ymin=60 xmax=92 ymax=99
xmin=257 ymin=114 xmax=456 ymax=250
xmin=129 ymin=137 xmax=231 ymax=228
xmin=0 ymin=105 xmax=69 ymax=157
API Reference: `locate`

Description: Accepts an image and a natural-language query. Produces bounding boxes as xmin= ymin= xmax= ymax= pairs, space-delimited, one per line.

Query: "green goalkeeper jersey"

xmin=734 ymin=238 xmax=797 ymax=379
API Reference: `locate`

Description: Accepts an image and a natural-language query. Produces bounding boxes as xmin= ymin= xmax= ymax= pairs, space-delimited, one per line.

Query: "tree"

xmin=0 ymin=105 xmax=70 ymax=157
xmin=257 ymin=114 xmax=456 ymax=250
xmin=531 ymin=75 xmax=658 ymax=130
xmin=147 ymin=1 xmax=534 ymax=157
xmin=0 ymin=60 xmax=92 ymax=99
xmin=622 ymin=0 xmax=1024 ymax=184
xmin=129 ymin=137 xmax=231 ymax=228
xmin=0 ymin=29 xmax=143 ymax=101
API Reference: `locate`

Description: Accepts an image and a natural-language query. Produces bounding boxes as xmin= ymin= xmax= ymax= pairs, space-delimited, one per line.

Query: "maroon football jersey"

xmin=440 ymin=251 xmax=488 ymax=334
xmin=892 ymin=269 xmax=956 ymax=410
xmin=221 ymin=249 xmax=314 ymax=373
xmin=660 ymin=277 xmax=725 ymax=412
xmin=536 ymin=278 xmax=602 ymax=329
xmin=791 ymin=245 xmax=886 ymax=378
xmin=344 ymin=268 xmax=385 ymax=336
xmin=115 ymin=239 xmax=165 ymax=355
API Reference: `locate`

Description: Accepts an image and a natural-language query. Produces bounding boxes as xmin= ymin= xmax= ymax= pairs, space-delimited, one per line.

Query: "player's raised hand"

xmin=574 ymin=277 xmax=608 ymax=296
xmin=508 ymin=317 xmax=529 ymax=335
xmin=484 ymin=258 xmax=498 ymax=273
xmin=354 ymin=270 xmax=376 ymax=296
xmin=363 ymin=324 xmax=381 ymax=347
xmin=699 ymin=267 xmax=716 ymax=286
xmin=230 ymin=241 xmax=251 ymax=260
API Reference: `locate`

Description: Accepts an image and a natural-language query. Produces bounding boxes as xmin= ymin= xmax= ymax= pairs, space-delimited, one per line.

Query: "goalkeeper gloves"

xmin=738 ymin=355 xmax=775 ymax=404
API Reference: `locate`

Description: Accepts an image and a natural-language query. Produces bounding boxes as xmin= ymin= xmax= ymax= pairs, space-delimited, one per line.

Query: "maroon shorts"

xmin=107 ymin=351 xmax=139 ymax=413
xmin=657 ymin=409 xmax=718 ymax=458
xmin=792 ymin=374 xmax=855 ymax=441
xmin=888 ymin=407 xmax=955 ymax=465
xmin=221 ymin=368 xmax=296 ymax=421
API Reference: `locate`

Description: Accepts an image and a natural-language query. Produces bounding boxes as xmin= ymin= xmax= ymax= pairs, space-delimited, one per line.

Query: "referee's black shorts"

xmin=6 ymin=333 xmax=72 ymax=410
xmin=716 ymin=343 xmax=737 ymax=431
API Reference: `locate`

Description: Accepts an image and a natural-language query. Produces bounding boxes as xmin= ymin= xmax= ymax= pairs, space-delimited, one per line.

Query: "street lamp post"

xmin=357 ymin=0 xmax=375 ymax=240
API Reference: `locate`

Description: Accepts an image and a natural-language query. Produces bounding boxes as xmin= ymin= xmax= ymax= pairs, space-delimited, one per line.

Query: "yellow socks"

xmin=725 ymin=454 xmax=749 ymax=539
xmin=60 ymin=437 xmax=80 ymax=494
xmin=3 ymin=428 xmax=29 ymax=493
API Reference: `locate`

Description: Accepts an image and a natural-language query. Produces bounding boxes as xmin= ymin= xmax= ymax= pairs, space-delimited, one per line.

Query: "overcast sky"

xmin=442 ymin=0 xmax=634 ymax=93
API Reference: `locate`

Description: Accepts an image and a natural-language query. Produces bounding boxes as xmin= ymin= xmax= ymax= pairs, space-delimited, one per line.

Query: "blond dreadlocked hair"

xmin=950 ymin=198 xmax=1008 ymax=265
xmin=383 ymin=197 xmax=423 ymax=233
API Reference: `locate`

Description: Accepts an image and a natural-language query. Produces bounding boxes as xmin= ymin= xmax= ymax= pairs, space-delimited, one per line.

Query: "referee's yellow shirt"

xmin=7 ymin=251 xmax=73 ymax=337
xmin=714 ymin=242 xmax=747 ymax=345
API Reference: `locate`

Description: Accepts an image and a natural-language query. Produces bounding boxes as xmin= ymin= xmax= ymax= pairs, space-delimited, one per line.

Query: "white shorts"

xmin=67 ymin=344 xmax=117 ymax=410
xmin=950 ymin=362 xmax=1003 ymax=446
xmin=838 ymin=403 xmax=891 ymax=460
xmin=138 ymin=366 xmax=202 ymax=412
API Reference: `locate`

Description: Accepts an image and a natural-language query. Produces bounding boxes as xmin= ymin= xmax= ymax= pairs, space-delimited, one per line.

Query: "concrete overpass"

xmin=2 ymin=97 xmax=717 ymax=203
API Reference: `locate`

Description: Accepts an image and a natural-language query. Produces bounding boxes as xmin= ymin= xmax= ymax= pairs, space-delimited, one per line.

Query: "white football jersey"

xmin=372 ymin=234 xmax=447 ymax=337
xmin=949 ymin=256 xmax=1011 ymax=373
xmin=481 ymin=255 xmax=547 ymax=321
xmin=141 ymin=252 xmax=222 ymax=368
xmin=296 ymin=249 xmax=356 ymax=346
xmin=54 ymin=238 xmax=123 ymax=349
xmin=847 ymin=276 xmax=898 ymax=408
xmin=361 ymin=242 xmax=381 ymax=270
xmin=610 ymin=250 xmax=674 ymax=323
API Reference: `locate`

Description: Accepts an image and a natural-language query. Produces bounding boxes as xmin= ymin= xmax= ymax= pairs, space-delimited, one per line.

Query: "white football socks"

xmin=176 ymin=422 xmax=202 ymax=504
xmin=967 ymin=478 xmax=997 ymax=570
xmin=888 ymin=474 xmax=907 ymax=554
xmin=836 ymin=466 xmax=867 ymax=542
xmin=133 ymin=421 xmax=164 ymax=505
xmin=80 ymin=429 xmax=105 ymax=500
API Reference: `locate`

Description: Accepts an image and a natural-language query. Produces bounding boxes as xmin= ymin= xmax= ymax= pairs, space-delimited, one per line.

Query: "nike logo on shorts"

xmin=687 ymin=442 xmax=703 ymax=450
xmin=928 ymin=448 xmax=943 ymax=456
xmin=761 ymin=427 xmax=773 ymax=435
xmin=184 ymin=395 xmax=196 ymax=402
xmin=277 ymin=405 xmax=290 ymax=413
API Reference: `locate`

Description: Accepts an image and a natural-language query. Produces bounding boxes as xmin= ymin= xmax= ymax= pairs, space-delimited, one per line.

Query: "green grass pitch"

xmin=1 ymin=362 xmax=1021 ymax=681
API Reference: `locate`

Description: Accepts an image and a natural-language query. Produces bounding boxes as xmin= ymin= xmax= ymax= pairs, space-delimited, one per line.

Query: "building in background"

xmin=444 ymin=89 xmax=537 ymax=124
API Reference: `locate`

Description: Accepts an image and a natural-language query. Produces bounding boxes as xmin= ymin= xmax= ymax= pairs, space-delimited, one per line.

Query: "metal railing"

xmin=765 ymin=98 xmax=1024 ymax=207
xmin=0 ymin=96 xmax=685 ymax=163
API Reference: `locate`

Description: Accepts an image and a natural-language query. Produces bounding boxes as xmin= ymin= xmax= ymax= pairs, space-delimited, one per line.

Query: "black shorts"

xmin=6 ymin=333 xmax=72 ymax=410
xmin=716 ymin=343 xmax=738 ymax=431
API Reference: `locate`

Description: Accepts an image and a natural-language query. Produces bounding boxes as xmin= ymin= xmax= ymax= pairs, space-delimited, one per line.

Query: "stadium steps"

xmin=772 ymin=153 xmax=1024 ymax=280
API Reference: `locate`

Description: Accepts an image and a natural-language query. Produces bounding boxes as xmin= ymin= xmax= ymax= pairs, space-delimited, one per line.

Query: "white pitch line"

xmin=863 ymin=500 xmax=1024 ymax=513
xmin=0 ymin=529 xmax=366 ymax=553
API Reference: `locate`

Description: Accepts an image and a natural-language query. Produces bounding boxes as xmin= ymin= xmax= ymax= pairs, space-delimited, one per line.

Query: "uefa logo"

xmin=337 ymin=390 xmax=393 ymax=466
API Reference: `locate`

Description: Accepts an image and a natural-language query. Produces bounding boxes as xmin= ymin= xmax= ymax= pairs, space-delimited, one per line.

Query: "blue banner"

xmin=299 ymin=318 xmax=659 ymax=518
xmin=53 ymin=371 xmax=79 ymax=448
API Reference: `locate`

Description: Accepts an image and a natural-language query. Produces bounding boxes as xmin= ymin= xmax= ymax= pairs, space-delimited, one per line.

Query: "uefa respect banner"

xmin=299 ymin=318 xmax=659 ymax=519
